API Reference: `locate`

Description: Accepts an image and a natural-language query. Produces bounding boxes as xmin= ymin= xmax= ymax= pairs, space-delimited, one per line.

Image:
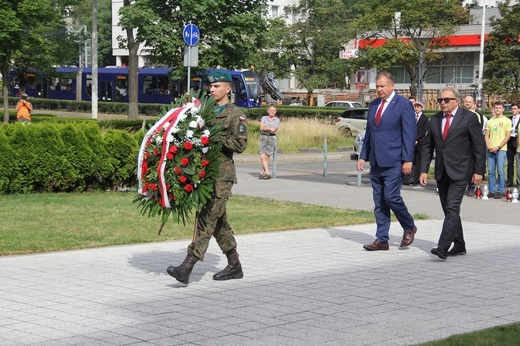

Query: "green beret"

xmin=208 ymin=70 xmax=232 ymax=83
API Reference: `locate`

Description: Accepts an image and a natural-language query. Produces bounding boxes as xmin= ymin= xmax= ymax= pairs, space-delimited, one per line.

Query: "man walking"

xmin=357 ymin=72 xmax=417 ymax=251
xmin=167 ymin=70 xmax=248 ymax=284
xmin=420 ymin=87 xmax=486 ymax=259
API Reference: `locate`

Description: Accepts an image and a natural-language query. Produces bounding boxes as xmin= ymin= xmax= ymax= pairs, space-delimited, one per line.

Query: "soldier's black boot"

xmin=167 ymin=253 xmax=198 ymax=284
xmin=213 ymin=248 xmax=244 ymax=281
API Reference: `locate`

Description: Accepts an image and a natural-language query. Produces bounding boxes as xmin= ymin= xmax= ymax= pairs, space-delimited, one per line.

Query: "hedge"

xmin=0 ymin=122 xmax=139 ymax=194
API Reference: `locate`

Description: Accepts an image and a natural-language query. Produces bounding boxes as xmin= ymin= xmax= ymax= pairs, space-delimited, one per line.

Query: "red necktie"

xmin=375 ymin=99 xmax=386 ymax=126
xmin=442 ymin=113 xmax=452 ymax=141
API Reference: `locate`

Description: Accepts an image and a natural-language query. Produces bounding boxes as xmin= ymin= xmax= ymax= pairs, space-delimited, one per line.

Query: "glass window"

xmin=271 ymin=5 xmax=279 ymax=17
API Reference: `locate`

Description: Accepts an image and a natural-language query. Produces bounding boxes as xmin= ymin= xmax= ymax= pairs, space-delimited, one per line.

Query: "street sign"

xmin=183 ymin=24 xmax=200 ymax=46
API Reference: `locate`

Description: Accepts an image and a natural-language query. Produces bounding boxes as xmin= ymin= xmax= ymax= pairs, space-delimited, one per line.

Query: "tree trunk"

xmin=1 ymin=64 xmax=10 ymax=123
xmin=126 ymin=28 xmax=140 ymax=120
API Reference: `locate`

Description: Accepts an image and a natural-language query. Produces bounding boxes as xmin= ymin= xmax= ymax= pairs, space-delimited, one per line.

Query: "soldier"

xmin=167 ymin=70 xmax=248 ymax=284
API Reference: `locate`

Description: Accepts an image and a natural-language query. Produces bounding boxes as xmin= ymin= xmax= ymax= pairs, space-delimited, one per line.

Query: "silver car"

xmin=335 ymin=108 xmax=368 ymax=137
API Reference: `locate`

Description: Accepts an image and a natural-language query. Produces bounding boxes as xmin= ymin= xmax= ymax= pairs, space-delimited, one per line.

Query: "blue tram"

xmin=9 ymin=67 xmax=263 ymax=108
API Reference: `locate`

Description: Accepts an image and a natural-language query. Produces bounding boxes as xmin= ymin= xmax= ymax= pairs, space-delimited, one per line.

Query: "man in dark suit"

xmin=404 ymin=101 xmax=430 ymax=185
xmin=357 ymin=72 xmax=418 ymax=251
xmin=506 ymin=103 xmax=520 ymax=187
xmin=419 ymin=87 xmax=486 ymax=259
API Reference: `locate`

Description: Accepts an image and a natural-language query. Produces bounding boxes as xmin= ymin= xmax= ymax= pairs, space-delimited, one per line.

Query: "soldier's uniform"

xmin=188 ymin=101 xmax=248 ymax=260
xmin=167 ymin=70 xmax=248 ymax=284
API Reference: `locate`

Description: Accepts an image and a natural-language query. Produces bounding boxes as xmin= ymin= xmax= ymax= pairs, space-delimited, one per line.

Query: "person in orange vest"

xmin=16 ymin=93 xmax=33 ymax=122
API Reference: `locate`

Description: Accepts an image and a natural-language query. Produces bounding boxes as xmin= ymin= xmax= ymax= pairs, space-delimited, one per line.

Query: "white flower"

xmin=202 ymin=147 xmax=209 ymax=154
xmin=155 ymin=135 xmax=163 ymax=144
xmin=162 ymin=122 xmax=170 ymax=130
xmin=196 ymin=116 xmax=205 ymax=129
xmin=171 ymin=127 xmax=179 ymax=134
xmin=189 ymin=120 xmax=198 ymax=128
xmin=186 ymin=130 xmax=194 ymax=138
xmin=184 ymin=102 xmax=194 ymax=109
xmin=167 ymin=134 xmax=174 ymax=142
xmin=178 ymin=113 xmax=187 ymax=121
xmin=203 ymin=129 xmax=210 ymax=136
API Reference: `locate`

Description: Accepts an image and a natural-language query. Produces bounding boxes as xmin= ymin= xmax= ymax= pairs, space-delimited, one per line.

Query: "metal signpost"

xmin=183 ymin=24 xmax=200 ymax=94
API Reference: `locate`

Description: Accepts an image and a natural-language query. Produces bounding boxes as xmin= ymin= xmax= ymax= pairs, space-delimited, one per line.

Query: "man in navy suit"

xmin=420 ymin=87 xmax=486 ymax=259
xmin=357 ymin=72 xmax=418 ymax=251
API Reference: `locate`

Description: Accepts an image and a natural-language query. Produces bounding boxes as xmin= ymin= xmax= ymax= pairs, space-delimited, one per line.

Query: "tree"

xmin=347 ymin=0 xmax=468 ymax=96
xmin=0 ymin=0 xmax=79 ymax=123
xmin=69 ymin=0 xmax=114 ymax=67
xmin=116 ymin=0 xmax=268 ymax=119
xmin=483 ymin=0 xmax=520 ymax=103
xmin=281 ymin=0 xmax=353 ymax=105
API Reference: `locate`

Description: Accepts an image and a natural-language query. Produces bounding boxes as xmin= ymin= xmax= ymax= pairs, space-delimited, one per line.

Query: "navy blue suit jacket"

xmin=360 ymin=93 xmax=417 ymax=168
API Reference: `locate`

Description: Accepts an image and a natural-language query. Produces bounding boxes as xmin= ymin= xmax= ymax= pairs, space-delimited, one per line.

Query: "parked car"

xmin=351 ymin=129 xmax=366 ymax=160
xmin=335 ymin=108 xmax=368 ymax=137
xmin=325 ymin=101 xmax=364 ymax=108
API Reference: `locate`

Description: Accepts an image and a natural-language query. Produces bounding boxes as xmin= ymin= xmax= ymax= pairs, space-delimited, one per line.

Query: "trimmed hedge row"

xmin=7 ymin=97 xmax=167 ymax=117
xmin=0 ymin=122 xmax=140 ymax=194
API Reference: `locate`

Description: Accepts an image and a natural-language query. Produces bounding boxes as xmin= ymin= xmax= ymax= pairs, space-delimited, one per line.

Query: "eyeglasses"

xmin=437 ymin=97 xmax=457 ymax=104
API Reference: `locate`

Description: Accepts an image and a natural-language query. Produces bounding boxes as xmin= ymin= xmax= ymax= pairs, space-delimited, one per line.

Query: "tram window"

xmin=143 ymin=75 xmax=170 ymax=95
xmin=116 ymin=80 xmax=128 ymax=101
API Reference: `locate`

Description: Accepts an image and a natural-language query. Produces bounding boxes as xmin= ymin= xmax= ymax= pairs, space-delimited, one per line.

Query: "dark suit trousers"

xmin=507 ymin=138 xmax=517 ymax=186
xmin=370 ymin=166 xmax=415 ymax=243
xmin=436 ymin=170 xmax=466 ymax=250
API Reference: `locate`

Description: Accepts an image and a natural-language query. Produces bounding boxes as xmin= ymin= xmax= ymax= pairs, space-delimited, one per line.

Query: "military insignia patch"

xmin=238 ymin=123 xmax=246 ymax=133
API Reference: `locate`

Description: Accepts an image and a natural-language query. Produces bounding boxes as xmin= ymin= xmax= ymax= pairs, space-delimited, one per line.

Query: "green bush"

xmin=0 ymin=122 xmax=139 ymax=194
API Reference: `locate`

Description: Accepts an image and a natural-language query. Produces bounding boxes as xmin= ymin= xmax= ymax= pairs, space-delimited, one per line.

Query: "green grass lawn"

xmin=1 ymin=191 xmax=518 ymax=344
xmin=0 ymin=192 xmax=375 ymax=255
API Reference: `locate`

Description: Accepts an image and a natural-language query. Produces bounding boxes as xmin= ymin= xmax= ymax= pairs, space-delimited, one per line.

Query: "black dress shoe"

xmin=447 ymin=248 xmax=467 ymax=256
xmin=431 ymin=247 xmax=447 ymax=260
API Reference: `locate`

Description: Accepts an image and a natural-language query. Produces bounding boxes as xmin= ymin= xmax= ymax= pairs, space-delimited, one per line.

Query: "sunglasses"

xmin=437 ymin=98 xmax=457 ymax=104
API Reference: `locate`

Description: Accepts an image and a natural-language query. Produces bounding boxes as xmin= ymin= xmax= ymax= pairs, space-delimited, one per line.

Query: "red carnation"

xmin=199 ymin=171 xmax=206 ymax=179
xmin=181 ymin=157 xmax=189 ymax=166
xmin=169 ymin=193 xmax=175 ymax=201
xmin=144 ymin=152 xmax=150 ymax=160
xmin=142 ymin=162 xmax=149 ymax=174
xmin=174 ymin=167 xmax=181 ymax=175
xmin=201 ymin=159 xmax=210 ymax=167
xmin=166 ymin=152 xmax=173 ymax=160
xmin=169 ymin=145 xmax=178 ymax=154
xmin=153 ymin=148 xmax=159 ymax=156
xmin=184 ymin=142 xmax=193 ymax=150
xmin=200 ymin=136 xmax=209 ymax=145
xmin=151 ymin=183 xmax=158 ymax=191
xmin=179 ymin=175 xmax=188 ymax=184
xmin=184 ymin=184 xmax=194 ymax=193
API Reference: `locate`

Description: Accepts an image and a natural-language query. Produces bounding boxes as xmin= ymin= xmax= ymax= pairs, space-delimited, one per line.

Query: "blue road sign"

xmin=183 ymin=24 xmax=200 ymax=46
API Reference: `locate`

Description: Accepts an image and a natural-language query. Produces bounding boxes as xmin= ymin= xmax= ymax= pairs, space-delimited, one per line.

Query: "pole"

xmin=418 ymin=50 xmax=424 ymax=103
xmin=477 ymin=0 xmax=486 ymax=110
xmin=323 ymin=135 xmax=328 ymax=177
xmin=91 ymin=0 xmax=98 ymax=119
xmin=272 ymin=146 xmax=277 ymax=178
xmin=187 ymin=46 xmax=191 ymax=96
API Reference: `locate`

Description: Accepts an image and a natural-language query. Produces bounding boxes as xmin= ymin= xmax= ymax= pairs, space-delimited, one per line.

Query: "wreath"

xmin=134 ymin=97 xmax=222 ymax=231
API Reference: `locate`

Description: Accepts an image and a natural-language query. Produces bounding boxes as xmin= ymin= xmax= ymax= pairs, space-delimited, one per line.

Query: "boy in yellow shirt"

xmin=485 ymin=101 xmax=511 ymax=199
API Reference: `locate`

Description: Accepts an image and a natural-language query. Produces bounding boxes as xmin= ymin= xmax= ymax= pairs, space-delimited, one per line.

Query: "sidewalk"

xmin=2 ymin=156 xmax=520 ymax=345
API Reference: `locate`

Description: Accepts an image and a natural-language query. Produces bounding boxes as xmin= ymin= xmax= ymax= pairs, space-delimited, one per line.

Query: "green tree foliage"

xmin=69 ymin=0 xmax=114 ymax=67
xmin=115 ymin=0 xmax=268 ymax=119
xmin=0 ymin=0 xmax=81 ymax=123
xmin=347 ymin=0 xmax=468 ymax=95
xmin=483 ymin=0 xmax=520 ymax=103
xmin=283 ymin=0 xmax=353 ymax=100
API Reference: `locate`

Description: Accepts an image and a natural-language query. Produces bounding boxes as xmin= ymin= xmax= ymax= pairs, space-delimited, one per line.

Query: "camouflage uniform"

xmin=187 ymin=101 xmax=248 ymax=261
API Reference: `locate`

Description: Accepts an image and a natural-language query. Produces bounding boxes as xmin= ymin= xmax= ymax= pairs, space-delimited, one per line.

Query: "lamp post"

xmin=411 ymin=37 xmax=433 ymax=103
xmin=477 ymin=0 xmax=486 ymax=110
